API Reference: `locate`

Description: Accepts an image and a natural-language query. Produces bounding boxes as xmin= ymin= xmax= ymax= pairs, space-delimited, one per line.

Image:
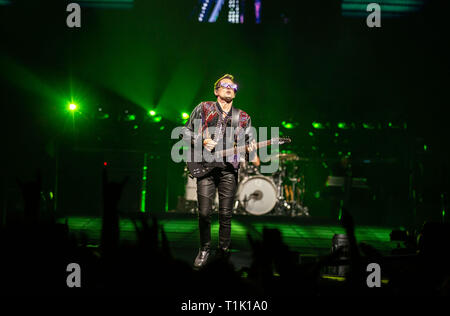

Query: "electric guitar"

xmin=187 ymin=137 xmax=291 ymax=178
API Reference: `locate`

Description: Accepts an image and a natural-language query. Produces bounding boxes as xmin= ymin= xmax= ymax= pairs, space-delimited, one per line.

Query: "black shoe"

xmin=194 ymin=248 xmax=210 ymax=269
xmin=215 ymin=247 xmax=231 ymax=260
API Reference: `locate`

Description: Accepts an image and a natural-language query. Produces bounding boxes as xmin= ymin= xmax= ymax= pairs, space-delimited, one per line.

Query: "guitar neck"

xmin=217 ymin=139 xmax=272 ymax=157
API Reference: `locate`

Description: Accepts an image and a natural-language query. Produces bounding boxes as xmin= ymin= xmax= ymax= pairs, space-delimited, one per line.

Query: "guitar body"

xmin=186 ymin=145 xmax=228 ymax=177
xmin=186 ymin=161 xmax=225 ymax=178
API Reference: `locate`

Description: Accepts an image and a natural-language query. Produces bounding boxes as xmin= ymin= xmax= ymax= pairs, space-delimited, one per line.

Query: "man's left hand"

xmin=248 ymin=140 xmax=257 ymax=152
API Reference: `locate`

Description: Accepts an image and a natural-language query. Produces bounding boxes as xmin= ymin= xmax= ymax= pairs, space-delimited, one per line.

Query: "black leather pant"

xmin=197 ymin=166 xmax=238 ymax=251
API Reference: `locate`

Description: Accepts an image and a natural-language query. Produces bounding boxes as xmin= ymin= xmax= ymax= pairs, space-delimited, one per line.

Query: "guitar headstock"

xmin=271 ymin=137 xmax=291 ymax=145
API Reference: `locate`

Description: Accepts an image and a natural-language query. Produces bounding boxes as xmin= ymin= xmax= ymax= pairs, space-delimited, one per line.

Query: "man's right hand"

xmin=203 ymin=138 xmax=217 ymax=152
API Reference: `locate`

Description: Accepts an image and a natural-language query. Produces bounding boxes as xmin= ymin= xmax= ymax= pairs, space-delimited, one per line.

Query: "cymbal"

xmin=277 ymin=153 xmax=299 ymax=161
xmin=268 ymin=153 xmax=312 ymax=162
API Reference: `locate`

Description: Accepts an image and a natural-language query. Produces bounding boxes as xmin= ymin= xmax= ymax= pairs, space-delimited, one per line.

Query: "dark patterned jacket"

xmin=181 ymin=101 xmax=254 ymax=169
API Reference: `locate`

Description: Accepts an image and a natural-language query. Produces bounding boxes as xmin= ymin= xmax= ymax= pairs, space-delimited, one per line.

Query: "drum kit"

xmin=182 ymin=152 xmax=310 ymax=217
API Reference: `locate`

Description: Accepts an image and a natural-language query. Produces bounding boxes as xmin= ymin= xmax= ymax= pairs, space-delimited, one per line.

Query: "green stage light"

xmin=312 ymin=121 xmax=324 ymax=129
xmin=442 ymin=194 xmax=446 ymax=219
xmin=337 ymin=122 xmax=347 ymax=129
xmin=153 ymin=115 xmax=162 ymax=123
xmin=363 ymin=123 xmax=376 ymax=130
xmin=69 ymin=103 xmax=77 ymax=111
xmin=124 ymin=114 xmax=136 ymax=121
xmin=282 ymin=121 xmax=294 ymax=129
xmin=140 ymin=153 xmax=148 ymax=213
xmin=96 ymin=108 xmax=110 ymax=120
xmin=149 ymin=110 xmax=156 ymax=116
xmin=182 ymin=112 xmax=189 ymax=119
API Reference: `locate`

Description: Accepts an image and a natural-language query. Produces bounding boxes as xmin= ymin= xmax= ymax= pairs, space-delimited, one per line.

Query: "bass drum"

xmin=237 ymin=176 xmax=278 ymax=215
xmin=185 ymin=175 xmax=198 ymax=201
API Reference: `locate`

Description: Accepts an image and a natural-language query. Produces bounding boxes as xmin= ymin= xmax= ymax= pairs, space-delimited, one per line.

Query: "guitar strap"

xmin=231 ymin=106 xmax=241 ymax=130
xmin=213 ymin=103 xmax=241 ymax=143
xmin=209 ymin=104 xmax=241 ymax=169
xmin=231 ymin=106 xmax=242 ymax=149
xmin=231 ymin=107 xmax=242 ymax=173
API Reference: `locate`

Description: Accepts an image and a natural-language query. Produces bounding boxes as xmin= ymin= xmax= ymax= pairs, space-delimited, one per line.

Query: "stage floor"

xmin=57 ymin=212 xmax=401 ymax=270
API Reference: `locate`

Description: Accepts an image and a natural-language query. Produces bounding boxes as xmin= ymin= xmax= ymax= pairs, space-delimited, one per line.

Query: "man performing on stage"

xmin=181 ymin=74 xmax=259 ymax=269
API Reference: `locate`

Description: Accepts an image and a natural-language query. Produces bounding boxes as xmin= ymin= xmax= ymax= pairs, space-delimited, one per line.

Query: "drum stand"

xmin=273 ymin=167 xmax=310 ymax=217
xmin=288 ymin=176 xmax=310 ymax=217
xmin=272 ymin=169 xmax=289 ymax=215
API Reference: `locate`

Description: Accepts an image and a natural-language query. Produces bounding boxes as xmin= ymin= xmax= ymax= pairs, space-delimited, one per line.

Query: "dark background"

xmin=1 ymin=0 xmax=449 ymax=226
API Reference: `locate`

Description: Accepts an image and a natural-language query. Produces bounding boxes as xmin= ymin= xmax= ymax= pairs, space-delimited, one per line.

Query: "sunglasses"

xmin=218 ymin=82 xmax=238 ymax=91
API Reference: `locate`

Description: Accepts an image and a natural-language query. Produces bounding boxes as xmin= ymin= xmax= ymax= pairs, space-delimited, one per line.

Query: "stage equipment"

xmin=236 ymin=175 xmax=278 ymax=215
xmin=330 ymin=234 xmax=350 ymax=277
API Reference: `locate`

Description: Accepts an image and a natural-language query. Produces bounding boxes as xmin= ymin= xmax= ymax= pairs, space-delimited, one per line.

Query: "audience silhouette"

xmin=1 ymin=169 xmax=448 ymax=297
